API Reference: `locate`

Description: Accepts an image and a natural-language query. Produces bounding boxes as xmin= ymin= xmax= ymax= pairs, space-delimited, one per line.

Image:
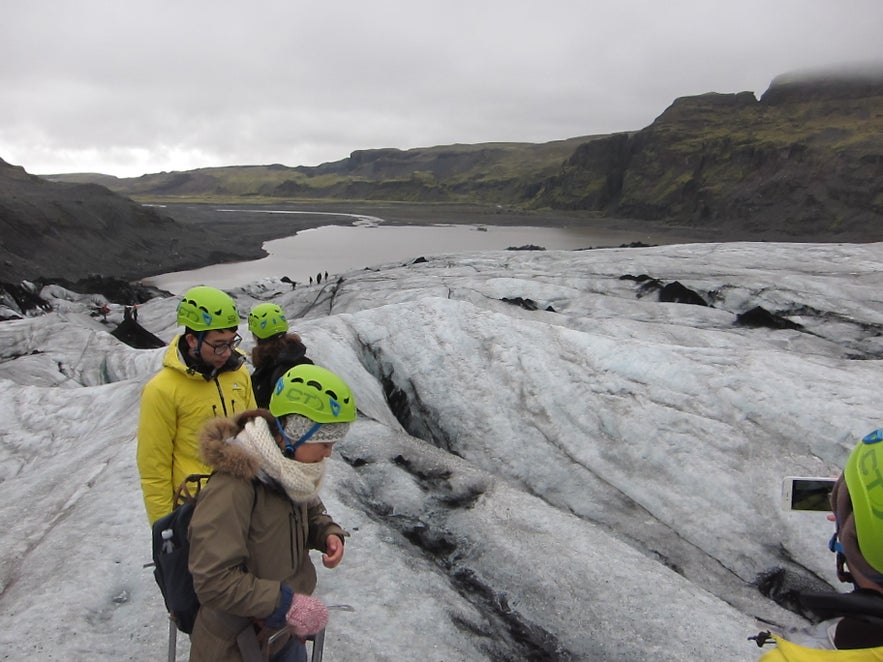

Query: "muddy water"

xmin=143 ymin=220 xmax=680 ymax=294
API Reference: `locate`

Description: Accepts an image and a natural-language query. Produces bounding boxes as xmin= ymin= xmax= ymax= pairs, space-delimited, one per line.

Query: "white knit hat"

xmin=283 ymin=413 xmax=351 ymax=444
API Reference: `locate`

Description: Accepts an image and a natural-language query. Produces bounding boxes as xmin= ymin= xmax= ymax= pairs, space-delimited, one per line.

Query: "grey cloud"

xmin=2 ymin=0 xmax=882 ymax=176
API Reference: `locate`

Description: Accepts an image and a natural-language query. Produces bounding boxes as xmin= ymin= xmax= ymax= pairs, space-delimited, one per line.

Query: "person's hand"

xmin=286 ymin=594 xmax=328 ymax=637
xmin=264 ymin=585 xmax=294 ymax=630
xmin=322 ymin=534 xmax=344 ymax=568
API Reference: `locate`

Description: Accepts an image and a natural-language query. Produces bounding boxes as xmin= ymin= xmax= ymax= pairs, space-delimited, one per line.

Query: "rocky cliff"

xmin=531 ymin=70 xmax=883 ymax=238
xmin=0 ymin=158 xmax=259 ymax=283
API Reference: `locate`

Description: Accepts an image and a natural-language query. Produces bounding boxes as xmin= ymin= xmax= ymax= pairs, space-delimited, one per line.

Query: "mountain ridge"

xmin=45 ymin=69 xmax=883 ymax=239
xmin=4 ymin=66 xmax=882 ymax=285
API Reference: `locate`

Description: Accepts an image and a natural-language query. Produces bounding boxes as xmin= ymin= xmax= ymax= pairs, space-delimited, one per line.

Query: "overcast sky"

xmin=2 ymin=0 xmax=882 ymax=178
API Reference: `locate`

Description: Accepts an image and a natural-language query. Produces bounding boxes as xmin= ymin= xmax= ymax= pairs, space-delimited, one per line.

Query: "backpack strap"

xmin=829 ymin=532 xmax=855 ymax=585
xmin=174 ymin=473 xmax=213 ymax=508
xmin=798 ymin=589 xmax=883 ymax=621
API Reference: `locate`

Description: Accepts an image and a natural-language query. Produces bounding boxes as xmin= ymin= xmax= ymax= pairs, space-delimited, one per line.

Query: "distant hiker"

xmin=752 ymin=432 xmax=883 ymax=657
xmin=100 ymin=303 xmax=110 ymax=322
xmin=316 ymin=272 xmax=322 ymax=284
xmin=309 ymin=276 xmax=313 ymax=285
xmin=133 ymin=303 xmax=139 ymax=321
xmin=324 ymin=271 xmax=328 ymax=281
xmin=248 ymin=302 xmax=313 ymax=408
xmin=136 ymin=286 xmax=257 ymax=525
xmin=188 ymin=365 xmax=356 ymax=661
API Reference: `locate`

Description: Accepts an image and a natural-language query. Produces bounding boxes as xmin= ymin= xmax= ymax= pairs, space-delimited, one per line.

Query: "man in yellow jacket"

xmin=137 ymin=286 xmax=257 ymax=525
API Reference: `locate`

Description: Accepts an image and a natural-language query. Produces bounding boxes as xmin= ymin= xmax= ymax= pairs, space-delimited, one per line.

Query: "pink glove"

xmin=285 ymin=594 xmax=328 ymax=637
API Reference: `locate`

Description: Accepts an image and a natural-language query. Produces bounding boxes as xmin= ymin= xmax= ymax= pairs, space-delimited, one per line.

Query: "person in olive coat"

xmin=188 ymin=365 xmax=356 ymax=662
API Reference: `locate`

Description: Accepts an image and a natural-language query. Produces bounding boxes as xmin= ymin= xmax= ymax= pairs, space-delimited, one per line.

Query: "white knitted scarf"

xmin=237 ymin=417 xmax=325 ymax=503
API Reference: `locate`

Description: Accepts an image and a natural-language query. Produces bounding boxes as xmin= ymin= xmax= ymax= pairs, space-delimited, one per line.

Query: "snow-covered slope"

xmin=2 ymin=241 xmax=880 ymax=660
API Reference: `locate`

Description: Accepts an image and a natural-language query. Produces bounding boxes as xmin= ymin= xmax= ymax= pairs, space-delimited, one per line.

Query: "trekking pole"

xmin=167 ymin=617 xmax=177 ymax=662
xmin=310 ymin=628 xmax=325 ymax=662
xmin=327 ymin=604 xmax=355 ymax=612
xmin=160 ymin=526 xmax=178 ymax=662
xmin=308 ymin=604 xmax=353 ymax=662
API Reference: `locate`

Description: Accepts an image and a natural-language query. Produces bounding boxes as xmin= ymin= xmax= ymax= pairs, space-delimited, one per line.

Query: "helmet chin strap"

xmin=275 ymin=418 xmax=324 ymax=457
xmin=193 ymin=331 xmax=206 ymax=359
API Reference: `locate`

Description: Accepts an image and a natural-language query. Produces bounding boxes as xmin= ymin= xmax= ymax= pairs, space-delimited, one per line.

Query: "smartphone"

xmin=782 ymin=476 xmax=836 ymax=511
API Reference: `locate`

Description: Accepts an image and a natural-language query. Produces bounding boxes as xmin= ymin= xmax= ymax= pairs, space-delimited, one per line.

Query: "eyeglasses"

xmin=202 ymin=334 xmax=242 ymax=355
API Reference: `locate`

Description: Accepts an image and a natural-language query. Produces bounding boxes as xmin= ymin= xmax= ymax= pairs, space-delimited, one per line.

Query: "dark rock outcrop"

xmin=0 ymin=281 xmax=52 ymax=320
xmin=622 ymin=275 xmax=710 ymax=307
xmin=0 ymin=158 xmax=272 ymax=283
xmin=110 ymin=318 xmax=166 ymax=349
xmin=735 ymin=306 xmax=803 ymax=330
xmin=658 ymin=281 xmax=709 ymax=306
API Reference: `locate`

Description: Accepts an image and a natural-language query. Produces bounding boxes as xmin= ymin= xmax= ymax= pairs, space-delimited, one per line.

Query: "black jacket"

xmin=251 ymin=337 xmax=314 ymax=408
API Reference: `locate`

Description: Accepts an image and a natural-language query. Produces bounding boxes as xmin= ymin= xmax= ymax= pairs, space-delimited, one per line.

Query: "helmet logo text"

xmin=859 ymin=446 xmax=883 ymax=521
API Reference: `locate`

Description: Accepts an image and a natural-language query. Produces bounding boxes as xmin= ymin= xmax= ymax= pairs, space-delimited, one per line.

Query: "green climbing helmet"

xmin=269 ymin=364 xmax=357 ymax=423
xmin=176 ymin=286 xmax=240 ymax=332
xmin=248 ymin=302 xmax=289 ymax=339
xmin=844 ymin=429 xmax=883 ymax=574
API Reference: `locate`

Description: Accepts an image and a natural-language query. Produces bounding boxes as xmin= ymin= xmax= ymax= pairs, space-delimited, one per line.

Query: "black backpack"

xmin=151 ymin=474 xmax=211 ymax=635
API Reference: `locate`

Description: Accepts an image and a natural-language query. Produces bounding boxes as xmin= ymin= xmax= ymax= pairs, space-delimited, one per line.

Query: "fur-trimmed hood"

xmin=188 ymin=408 xmax=346 ymax=660
xmin=199 ymin=409 xmax=277 ymax=479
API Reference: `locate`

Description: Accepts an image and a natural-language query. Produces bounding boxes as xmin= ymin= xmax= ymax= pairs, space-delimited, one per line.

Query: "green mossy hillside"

xmin=43 ymin=68 xmax=883 ymax=239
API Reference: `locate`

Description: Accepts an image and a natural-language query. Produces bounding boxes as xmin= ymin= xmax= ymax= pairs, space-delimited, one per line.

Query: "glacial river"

xmin=142 ymin=213 xmax=672 ymax=295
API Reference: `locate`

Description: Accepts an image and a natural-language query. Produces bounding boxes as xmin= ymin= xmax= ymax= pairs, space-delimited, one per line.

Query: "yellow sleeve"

xmin=240 ymin=360 xmax=258 ymax=411
xmin=761 ymin=634 xmax=883 ymax=661
xmin=137 ymin=377 xmax=177 ymax=525
xmin=246 ymin=373 xmax=258 ymax=410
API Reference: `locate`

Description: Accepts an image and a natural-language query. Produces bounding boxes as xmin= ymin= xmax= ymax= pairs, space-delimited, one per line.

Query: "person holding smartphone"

xmin=781 ymin=477 xmax=837 ymax=512
xmin=825 ymin=429 xmax=883 ymax=649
